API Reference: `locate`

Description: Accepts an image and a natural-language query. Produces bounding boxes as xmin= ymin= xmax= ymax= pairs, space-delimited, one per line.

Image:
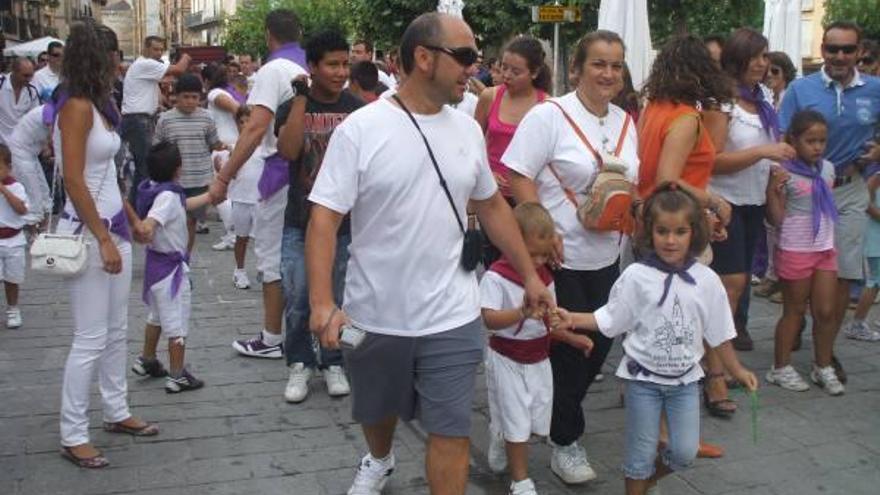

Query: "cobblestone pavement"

xmin=2 ymin=221 xmax=880 ymax=494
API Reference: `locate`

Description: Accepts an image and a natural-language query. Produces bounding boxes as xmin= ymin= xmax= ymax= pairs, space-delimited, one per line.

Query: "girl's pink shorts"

xmin=775 ymin=248 xmax=838 ymax=281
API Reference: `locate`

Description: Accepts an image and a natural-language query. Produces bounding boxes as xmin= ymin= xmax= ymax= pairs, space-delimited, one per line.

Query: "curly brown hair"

xmin=641 ymin=35 xmax=732 ymax=109
xmin=635 ymin=182 xmax=710 ymax=258
xmin=61 ymin=20 xmax=118 ymax=108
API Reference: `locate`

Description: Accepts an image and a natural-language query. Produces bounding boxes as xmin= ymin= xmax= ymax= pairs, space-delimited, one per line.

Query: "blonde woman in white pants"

xmin=55 ymin=21 xmax=157 ymax=469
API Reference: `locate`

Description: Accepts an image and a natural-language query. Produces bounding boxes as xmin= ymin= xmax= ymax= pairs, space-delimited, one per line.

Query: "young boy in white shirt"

xmin=480 ymin=202 xmax=593 ymax=495
xmin=131 ymin=141 xmax=213 ymax=393
xmin=0 ymin=144 xmax=29 ymax=328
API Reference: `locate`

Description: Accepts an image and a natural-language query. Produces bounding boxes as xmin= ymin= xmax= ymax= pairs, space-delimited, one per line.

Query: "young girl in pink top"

xmin=765 ymin=110 xmax=844 ymax=396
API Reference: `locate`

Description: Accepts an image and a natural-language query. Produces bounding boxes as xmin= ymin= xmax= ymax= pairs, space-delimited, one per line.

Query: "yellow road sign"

xmin=531 ymin=5 xmax=582 ymax=23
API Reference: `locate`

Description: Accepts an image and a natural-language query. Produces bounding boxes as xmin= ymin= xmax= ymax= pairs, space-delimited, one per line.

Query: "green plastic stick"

xmin=749 ymin=390 xmax=759 ymax=444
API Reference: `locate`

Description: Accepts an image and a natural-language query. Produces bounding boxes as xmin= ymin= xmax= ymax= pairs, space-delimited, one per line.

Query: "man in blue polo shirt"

xmin=779 ymin=20 xmax=880 ymax=395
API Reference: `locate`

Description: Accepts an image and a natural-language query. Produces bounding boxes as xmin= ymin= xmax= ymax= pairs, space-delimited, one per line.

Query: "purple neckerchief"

xmin=638 ymin=252 xmax=697 ymax=307
xmin=142 ymin=248 xmax=188 ymax=305
xmin=224 ymin=84 xmax=248 ymax=106
xmin=135 ymin=179 xmax=186 ymax=219
xmin=738 ymin=84 xmax=780 ymax=141
xmin=61 ymin=209 xmax=132 ymax=243
xmin=266 ymin=42 xmax=308 ymax=70
xmin=783 ymin=158 xmax=839 ymax=238
xmin=257 ymin=154 xmax=289 ymax=200
xmin=42 ymin=86 xmax=121 ymax=129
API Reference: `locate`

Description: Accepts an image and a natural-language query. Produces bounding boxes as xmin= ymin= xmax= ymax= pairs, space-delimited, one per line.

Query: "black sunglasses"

xmin=824 ymin=44 xmax=859 ymax=55
xmin=49 ymin=52 xmax=62 ymax=58
xmin=423 ymin=45 xmax=479 ymax=67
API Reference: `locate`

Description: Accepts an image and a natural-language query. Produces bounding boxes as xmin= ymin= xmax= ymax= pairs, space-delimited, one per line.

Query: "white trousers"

xmin=60 ymin=239 xmax=133 ymax=446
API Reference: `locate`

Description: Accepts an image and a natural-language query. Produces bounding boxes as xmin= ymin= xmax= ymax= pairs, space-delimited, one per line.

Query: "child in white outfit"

xmin=480 ymin=202 xmax=593 ymax=495
xmin=131 ymin=141 xmax=212 ymax=393
xmin=0 ymin=145 xmax=29 ymax=328
xmin=557 ymin=184 xmax=758 ymax=495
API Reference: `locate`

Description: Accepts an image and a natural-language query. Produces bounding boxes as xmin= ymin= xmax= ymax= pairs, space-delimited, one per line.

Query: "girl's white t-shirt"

xmin=480 ymin=271 xmax=555 ymax=340
xmin=207 ymin=88 xmax=240 ymax=147
xmin=214 ymin=149 xmax=260 ymax=204
xmin=502 ymin=92 xmax=640 ymax=270
xmin=595 ymin=261 xmax=736 ymax=385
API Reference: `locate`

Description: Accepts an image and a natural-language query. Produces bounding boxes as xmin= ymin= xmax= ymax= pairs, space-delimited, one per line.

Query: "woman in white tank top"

xmin=55 ymin=21 xmax=158 ymax=469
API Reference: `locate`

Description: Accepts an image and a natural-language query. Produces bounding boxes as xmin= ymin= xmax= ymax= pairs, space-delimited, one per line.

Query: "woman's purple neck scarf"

xmin=782 ymin=159 xmax=839 ymax=238
xmin=738 ymin=83 xmax=780 ymax=141
xmin=42 ymin=87 xmax=121 ymax=129
xmin=267 ymin=42 xmax=308 ymax=71
xmin=223 ymin=84 xmax=247 ymax=106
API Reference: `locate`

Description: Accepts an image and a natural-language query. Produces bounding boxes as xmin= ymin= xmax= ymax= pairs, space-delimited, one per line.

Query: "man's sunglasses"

xmin=423 ymin=45 xmax=479 ymax=67
xmin=823 ymin=44 xmax=859 ymax=55
xmin=49 ymin=52 xmax=62 ymax=58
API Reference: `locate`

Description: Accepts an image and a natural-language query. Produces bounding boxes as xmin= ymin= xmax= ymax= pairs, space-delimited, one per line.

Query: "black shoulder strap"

xmin=391 ymin=94 xmax=465 ymax=235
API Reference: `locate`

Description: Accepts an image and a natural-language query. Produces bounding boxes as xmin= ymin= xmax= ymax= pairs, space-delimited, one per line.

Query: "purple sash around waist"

xmin=61 ymin=208 xmax=131 ymax=243
xmin=142 ymin=248 xmax=188 ymax=305
xmin=257 ymin=153 xmax=289 ymax=201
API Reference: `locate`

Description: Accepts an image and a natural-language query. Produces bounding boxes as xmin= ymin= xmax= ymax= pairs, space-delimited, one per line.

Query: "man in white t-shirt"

xmin=32 ymin=41 xmax=63 ymax=102
xmin=211 ymin=9 xmax=308 ymax=361
xmin=121 ymin=36 xmax=191 ymax=203
xmin=351 ymin=38 xmax=397 ymax=89
xmin=0 ymin=58 xmax=39 ymax=146
xmin=307 ymin=13 xmax=553 ymax=495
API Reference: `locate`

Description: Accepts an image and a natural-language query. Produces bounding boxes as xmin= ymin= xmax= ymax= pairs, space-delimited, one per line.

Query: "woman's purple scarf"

xmin=783 ymin=159 xmax=839 ymax=238
xmin=738 ymin=84 xmax=780 ymax=141
xmin=223 ymin=84 xmax=247 ymax=106
xmin=42 ymin=86 xmax=121 ymax=129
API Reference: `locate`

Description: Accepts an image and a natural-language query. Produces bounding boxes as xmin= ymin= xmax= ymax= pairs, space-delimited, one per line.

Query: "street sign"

xmin=531 ymin=5 xmax=581 ymax=23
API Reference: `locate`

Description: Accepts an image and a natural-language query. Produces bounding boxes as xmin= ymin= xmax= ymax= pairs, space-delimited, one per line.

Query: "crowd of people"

xmin=1 ymin=7 xmax=879 ymax=495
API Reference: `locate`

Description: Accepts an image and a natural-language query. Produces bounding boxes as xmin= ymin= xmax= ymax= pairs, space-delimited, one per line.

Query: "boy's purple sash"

xmin=143 ymin=249 xmax=188 ymax=305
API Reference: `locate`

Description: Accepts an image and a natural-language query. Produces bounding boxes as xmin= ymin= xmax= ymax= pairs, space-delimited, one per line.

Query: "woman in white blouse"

xmin=705 ymin=29 xmax=795 ymax=353
xmin=504 ymin=30 xmax=639 ymax=485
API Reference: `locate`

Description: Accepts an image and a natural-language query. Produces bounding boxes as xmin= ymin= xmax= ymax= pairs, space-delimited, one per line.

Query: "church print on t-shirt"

xmin=650 ymin=295 xmax=697 ymax=374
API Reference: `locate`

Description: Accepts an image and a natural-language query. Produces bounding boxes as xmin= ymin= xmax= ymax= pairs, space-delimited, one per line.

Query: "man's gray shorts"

xmin=343 ymin=318 xmax=484 ymax=437
xmin=834 ymin=177 xmax=870 ymax=281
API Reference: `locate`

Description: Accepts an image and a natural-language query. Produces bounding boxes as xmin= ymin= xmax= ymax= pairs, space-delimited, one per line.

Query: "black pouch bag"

xmin=393 ymin=94 xmax=480 ymax=272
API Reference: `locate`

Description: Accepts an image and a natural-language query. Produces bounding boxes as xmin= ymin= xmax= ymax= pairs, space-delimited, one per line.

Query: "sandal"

xmin=702 ymin=373 xmax=737 ymax=418
xmin=103 ymin=419 xmax=159 ymax=437
xmin=60 ymin=446 xmax=109 ymax=469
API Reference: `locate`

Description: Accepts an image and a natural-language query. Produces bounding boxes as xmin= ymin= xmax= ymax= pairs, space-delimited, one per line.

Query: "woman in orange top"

xmin=638 ymin=36 xmax=741 ymax=425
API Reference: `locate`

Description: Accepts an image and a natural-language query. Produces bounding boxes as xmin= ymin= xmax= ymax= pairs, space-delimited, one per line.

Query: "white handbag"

xmin=29 ymin=232 xmax=88 ymax=277
xmin=28 ymin=154 xmax=109 ymax=278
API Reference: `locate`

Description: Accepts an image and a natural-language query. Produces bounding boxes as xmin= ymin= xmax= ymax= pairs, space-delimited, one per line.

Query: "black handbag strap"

xmin=392 ymin=94 xmax=465 ymax=235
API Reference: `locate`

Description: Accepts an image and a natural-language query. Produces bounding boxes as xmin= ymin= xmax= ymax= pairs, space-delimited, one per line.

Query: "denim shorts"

xmin=623 ymin=379 xmax=700 ymax=480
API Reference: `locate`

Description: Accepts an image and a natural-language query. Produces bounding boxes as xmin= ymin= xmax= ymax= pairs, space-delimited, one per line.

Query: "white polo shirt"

xmin=0 ymin=75 xmax=40 ymax=145
xmin=122 ymin=56 xmax=169 ymax=115
xmin=32 ymin=66 xmax=60 ymax=102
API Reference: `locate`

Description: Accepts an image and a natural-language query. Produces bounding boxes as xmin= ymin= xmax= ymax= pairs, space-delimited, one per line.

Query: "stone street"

xmin=2 ymin=220 xmax=879 ymax=494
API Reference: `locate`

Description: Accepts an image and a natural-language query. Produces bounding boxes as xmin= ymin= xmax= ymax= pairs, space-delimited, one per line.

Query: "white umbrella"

xmin=598 ymin=0 xmax=654 ymax=89
xmin=3 ymin=36 xmax=64 ymax=58
xmin=763 ymin=0 xmax=802 ymax=75
xmin=437 ymin=0 xmax=465 ymax=18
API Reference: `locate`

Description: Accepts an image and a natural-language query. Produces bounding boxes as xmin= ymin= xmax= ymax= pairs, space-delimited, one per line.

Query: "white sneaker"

xmin=810 ymin=364 xmax=845 ymax=396
xmin=233 ymin=269 xmax=250 ymax=289
xmin=550 ymin=442 xmax=597 ymax=484
xmin=5 ymin=307 xmax=21 ymax=329
xmin=211 ymin=237 xmax=234 ymax=251
xmin=844 ymin=320 xmax=880 ymax=341
xmin=348 ymin=453 xmax=395 ymax=495
xmin=284 ymin=363 xmax=313 ymax=403
xmin=765 ymin=365 xmax=810 ymax=392
xmin=646 ymin=483 xmax=661 ymax=495
xmin=324 ymin=365 xmax=351 ymax=397
xmin=509 ymin=478 xmax=538 ymax=495
xmin=487 ymin=430 xmax=508 ymax=473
